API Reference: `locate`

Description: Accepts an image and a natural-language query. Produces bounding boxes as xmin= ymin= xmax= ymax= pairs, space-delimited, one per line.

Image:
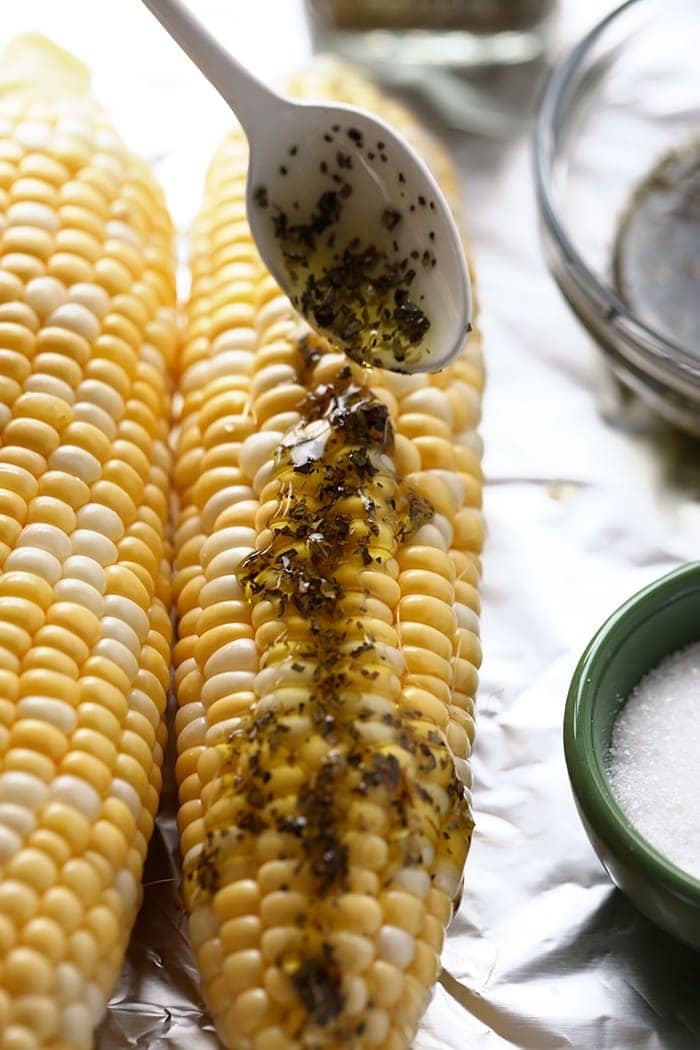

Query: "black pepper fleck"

xmin=381 ymin=207 xmax=401 ymax=231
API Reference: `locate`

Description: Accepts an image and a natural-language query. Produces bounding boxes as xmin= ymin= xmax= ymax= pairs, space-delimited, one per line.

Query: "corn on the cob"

xmin=0 ymin=35 xmax=176 ymax=1048
xmin=174 ymin=61 xmax=483 ymax=1049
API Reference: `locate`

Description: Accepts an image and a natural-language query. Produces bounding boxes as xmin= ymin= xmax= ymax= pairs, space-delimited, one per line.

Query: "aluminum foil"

xmin=3 ymin=1 xmax=699 ymax=1046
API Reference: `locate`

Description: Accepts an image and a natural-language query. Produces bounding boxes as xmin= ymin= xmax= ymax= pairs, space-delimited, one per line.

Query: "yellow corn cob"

xmin=0 ymin=36 xmax=176 ymax=1048
xmin=174 ymin=61 xmax=483 ymax=1050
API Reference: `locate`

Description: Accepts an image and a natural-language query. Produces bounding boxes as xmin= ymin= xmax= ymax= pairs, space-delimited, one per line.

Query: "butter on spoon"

xmin=142 ymin=0 xmax=473 ymax=373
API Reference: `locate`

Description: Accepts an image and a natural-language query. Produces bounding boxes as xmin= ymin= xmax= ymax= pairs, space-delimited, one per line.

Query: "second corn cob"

xmin=174 ymin=62 xmax=484 ymax=1049
xmin=0 ymin=35 xmax=176 ymax=1048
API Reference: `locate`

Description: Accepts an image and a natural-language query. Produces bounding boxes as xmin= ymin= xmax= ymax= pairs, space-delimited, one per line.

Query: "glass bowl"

xmin=565 ymin=563 xmax=700 ymax=949
xmin=534 ymin=0 xmax=700 ymax=436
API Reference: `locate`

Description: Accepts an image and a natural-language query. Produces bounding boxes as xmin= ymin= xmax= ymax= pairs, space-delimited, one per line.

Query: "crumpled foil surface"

xmin=3 ymin=1 xmax=699 ymax=1047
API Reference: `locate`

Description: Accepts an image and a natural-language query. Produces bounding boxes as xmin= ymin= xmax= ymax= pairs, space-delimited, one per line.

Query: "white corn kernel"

xmin=109 ymin=779 xmax=142 ymax=821
xmin=25 ymin=276 xmax=66 ymax=320
xmin=401 ymin=387 xmax=452 ymax=421
xmin=128 ymin=688 xmax=161 ymax=729
xmin=189 ymin=905 xmax=219 ymax=950
xmin=430 ymin=512 xmax=454 ymax=548
xmin=17 ymin=698 xmax=77 ymax=734
xmin=7 ymin=201 xmax=59 ymax=233
xmin=56 ymin=114 xmax=93 ymax=142
xmin=377 ymin=926 xmax=415 ymax=969
xmin=202 ymin=670 xmax=256 ymax=708
xmin=178 ymin=716 xmax=207 ymax=751
xmin=454 ymin=602 xmax=479 ymax=633
xmin=453 ymin=756 xmax=472 ymax=788
xmin=239 ymin=432 xmax=284 ymax=483
xmin=393 ymin=868 xmax=431 ymax=899
xmin=431 ymin=469 xmax=465 ymax=507
xmin=208 ymin=348 xmax=255 ymax=377
xmin=252 ymin=460 xmax=275 ymax=496
xmin=211 ymin=329 xmax=258 ymax=356
xmin=104 ymin=596 xmax=149 ymax=642
xmin=381 ymin=371 xmax=425 ymax=397
xmin=17 ymin=523 xmax=71 ymax=561
xmin=93 ymin=637 xmax=138 ymax=681
xmin=0 ymin=772 xmax=49 ymax=809
xmin=0 ymin=803 xmax=35 ymax=836
xmin=50 ymin=775 xmax=102 ymax=819
xmin=205 ymin=640 xmax=255 ymax=679
xmin=416 ymin=837 xmax=434 ymax=867
xmin=76 ymin=379 xmax=124 ymax=420
xmin=0 ymin=825 xmax=22 ymax=862
xmin=105 ymin=220 xmax=142 ymax=250
xmin=364 ymin=1008 xmax=390 ymax=1044
xmin=181 ymin=359 xmax=211 ymax=394
xmin=432 ymin=861 xmax=462 ymax=899
xmin=77 ymin=503 xmax=125 ymax=542
xmin=205 ymin=547 xmax=255 ymax=580
xmin=73 ymin=402 xmax=116 ymax=439
xmin=61 ymin=554 xmax=106 ymax=591
xmin=25 ymin=373 xmax=75 ymax=404
xmin=342 ymin=975 xmax=368 ymax=1016
xmin=201 ymin=486 xmax=256 ymax=533
xmin=59 ymin=1003 xmax=92 ymax=1048
xmin=198 ymin=573 xmax=247 ymax=608
xmin=50 ymin=446 xmax=101 ymax=483
xmin=15 ymin=120 xmax=51 ymax=149
xmin=55 ymin=962 xmax=83 ymax=1004
xmin=69 ymin=282 xmax=111 ymax=318
xmin=250 ymin=364 xmax=297 ymax=397
xmin=70 ymin=529 xmax=118 ymax=565
xmin=114 ymin=869 xmax=139 ymax=914
xmin=205 ymin=718 xmax=243 ymax=745
xmin=200 ymin=527 xmax=257 ymax=569
xmin=53 ymin=578 xmax=104 ymax=618
xmin=411 ymin=522 xmax=448 ymax=552
xmin=48 ymin=303 xmax=101 ymax=342
xmin=4 ymin=548 xmax=62 ymax=583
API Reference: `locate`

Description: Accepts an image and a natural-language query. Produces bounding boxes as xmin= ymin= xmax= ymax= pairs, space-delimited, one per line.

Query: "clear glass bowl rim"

xmin=533 ymin=0 xmax=700 ymax=390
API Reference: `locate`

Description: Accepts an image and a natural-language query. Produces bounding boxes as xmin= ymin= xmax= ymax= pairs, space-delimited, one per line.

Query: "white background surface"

xmin=1 ymin=3 xmax=698 ymax=1047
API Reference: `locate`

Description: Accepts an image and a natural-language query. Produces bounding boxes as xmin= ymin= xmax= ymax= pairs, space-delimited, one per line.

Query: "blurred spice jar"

xmin=305 ymin=0 xmax=557 ymax=69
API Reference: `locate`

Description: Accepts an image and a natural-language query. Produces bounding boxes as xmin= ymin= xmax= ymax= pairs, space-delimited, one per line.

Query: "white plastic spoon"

xmin=141 ymin=0 xmax=472 ymax=373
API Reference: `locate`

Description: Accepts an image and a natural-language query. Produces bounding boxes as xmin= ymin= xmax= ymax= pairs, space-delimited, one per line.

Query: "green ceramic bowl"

xmin=565 ymin=562 xmax=700 ymax=950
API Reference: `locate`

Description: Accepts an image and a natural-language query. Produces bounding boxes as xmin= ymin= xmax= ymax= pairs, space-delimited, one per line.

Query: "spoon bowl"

xmin=246 ymin=98 xmax=472 ymax=372
xmin=142 ymin=0 xmax=472 ymax=373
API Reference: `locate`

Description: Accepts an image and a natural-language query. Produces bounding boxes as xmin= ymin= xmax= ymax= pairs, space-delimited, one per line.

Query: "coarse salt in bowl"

xmin=564 ymin=563 xmax=700 ymax=949
xmin=606 ymin=642 xmax=700 ymax=883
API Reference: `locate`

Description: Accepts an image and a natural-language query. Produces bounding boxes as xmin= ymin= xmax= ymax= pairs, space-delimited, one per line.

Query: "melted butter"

xmin=239 ymin=373 xmax=433 ymax=613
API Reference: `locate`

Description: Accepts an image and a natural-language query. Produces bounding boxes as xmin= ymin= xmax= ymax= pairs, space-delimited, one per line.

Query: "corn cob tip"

xmin=0 ymin=34 xmax=90 ymax=102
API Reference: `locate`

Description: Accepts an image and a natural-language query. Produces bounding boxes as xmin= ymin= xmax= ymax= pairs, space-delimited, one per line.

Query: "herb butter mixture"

xmin=255 ymin=123 xmax=437 ymax=370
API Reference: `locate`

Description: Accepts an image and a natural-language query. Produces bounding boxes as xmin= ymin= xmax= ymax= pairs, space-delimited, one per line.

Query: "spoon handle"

xmin=140 ymin=0 xmax=280 ymax=134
